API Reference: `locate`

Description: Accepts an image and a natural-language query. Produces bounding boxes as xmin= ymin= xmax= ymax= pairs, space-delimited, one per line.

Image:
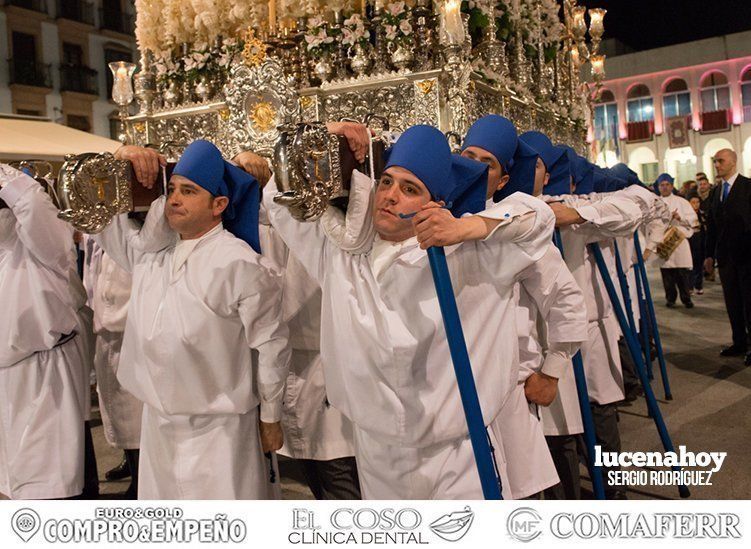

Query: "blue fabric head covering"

xmin=498 ymin=139 xmax=539 ymax=201
xmin=593 ymin=167 xmax=623 ymax=193
xmin=545 ymin=145 xmax=574 ymax=196
xmin=384 ymin=125 xmax=488 ymax=217
xmin=570 ymin=154 xmax=595 ymax=195
xmin=520 ymin=131 xmax=565 ymax=172
xmin=610 ymin=163 xmax=641 ymax=186
xmin=172 ymin=140 xmax=261 ymax=253
xmin=461 ymin=115 xmax=539 ymax=201
xmin=462 ymin=115 xmax=518 ymax=172
xmin=656 ymin=173 xmax=674 ymax=185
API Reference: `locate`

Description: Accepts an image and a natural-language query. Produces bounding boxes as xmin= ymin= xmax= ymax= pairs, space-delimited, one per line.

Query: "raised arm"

xmin=93 ymin=196 xmax=174 ymax=273
xmin=262 ymin=178 xmax=332 ymax=284
xmin=0 ymin=165 xmax=74 ymax=275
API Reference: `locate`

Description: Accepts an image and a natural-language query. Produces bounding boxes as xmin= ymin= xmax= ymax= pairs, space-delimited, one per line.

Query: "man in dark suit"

xmin=704 ymin=149 xmax=751 ymax=364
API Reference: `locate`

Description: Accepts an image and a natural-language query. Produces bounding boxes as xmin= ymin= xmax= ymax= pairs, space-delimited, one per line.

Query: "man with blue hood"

xmin=460 ymin=117 xmax=588 ymax=500
xmin=264 ymin=124 xmax=554 ymax=498
xmin=95 ymin=140 xmax=291 ymax=499
xmin=545 ymin=154 xmax=669 ymax=498
xmin=652 ymin=173 xmax=697 ymax=309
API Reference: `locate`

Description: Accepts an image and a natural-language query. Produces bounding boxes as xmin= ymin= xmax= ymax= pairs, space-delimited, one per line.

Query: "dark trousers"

xmin=689 ymin=233 xmax=705 ymax=290
xmin=589 ymin=402 xmax=624 ymax=498
xmin=660 ymin=268 xmax=692 ymax=305
xmin=718 ymin=261 xmax=751 ymax=349
xmin=300 ymin=457 xmax=361 ymax=500
xmin=543 ymin=435 xmax=581 ymax=499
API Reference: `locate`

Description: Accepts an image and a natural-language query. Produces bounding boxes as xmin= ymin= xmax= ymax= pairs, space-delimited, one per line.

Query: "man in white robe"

xmin=547 ymin=159 xmax=661 ymax=498
xmin=459 ymin=118 xmax=588 ymax=499
xmin=264 ymin=124 xmax=554 ymax=499
xmin=95 ymin=141 xmax=290 ymax=499
xmin=83 ymin=238 xmax=143 ymax=498
xmin=0 ymin=164 xmax=93 ymax=499
xmin=651 ymin=174 xmax=697 ymax=308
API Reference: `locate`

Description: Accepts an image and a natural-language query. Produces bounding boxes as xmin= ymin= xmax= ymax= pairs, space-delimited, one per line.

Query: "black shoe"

xmin=105 ymin=455 xmax=130 ymax=481
xmin=684 ymin=301 xmax=694 ymax=309
xmin=666 ymin=302 xmax=676 ymax=308
xmin=745 ymin=353 xmax=751 ymax=366
xmin=720 ymin=345 xmax=747 ymax=357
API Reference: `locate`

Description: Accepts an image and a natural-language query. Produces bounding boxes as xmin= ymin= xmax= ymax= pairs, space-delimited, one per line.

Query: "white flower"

xmin=388 ymin=1 xmax=406 ymax=17
xmin=399 ymin=20 xmax=413 ymax=35
xmin=385 ymin=25 xmax=397 ymax=41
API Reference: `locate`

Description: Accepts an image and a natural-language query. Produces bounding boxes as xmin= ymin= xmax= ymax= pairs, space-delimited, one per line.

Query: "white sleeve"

xmin=236 ymin=262 xmax=290 ymax=423
xmin=262 ymin=177 xmax=333 ymax=284
xmin=517 ymin=245 xmax=587 ymax=379
xmin=93 ymin=196 xmax=175 ymax=273
xmin=567 ymin=194 xmax=643 ymax=238
xmin=0 ymin=169 xmax=75 ymax=276
xmin=477 ymin=196 xmax=555 ymax=262
xmin=676 ymin=199 xmax=697 ymax=238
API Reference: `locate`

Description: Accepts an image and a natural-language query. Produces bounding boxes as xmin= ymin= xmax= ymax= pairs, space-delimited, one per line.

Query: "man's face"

xmin=461 ymin=146 xmax=508 ymax=199
xmin=165 ymin=175 xmax=227 ymax=237
xmin=373 ymin=166 xmax=432 ymax=242
xmin=698 ymin=178 xmax=710 ymax=193
xmin=713 ymin=151 xmax=737 ymax=180
xmin=658 ymin=180 xmax=674 ymax=197
xmin=533 ymin=157 xmax=549 ymax=197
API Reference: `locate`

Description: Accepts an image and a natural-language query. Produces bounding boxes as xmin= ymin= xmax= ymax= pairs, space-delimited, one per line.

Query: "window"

xmin=104 ymin=48 xmax=132 ymax=98
xmin=627 ymin=84 xmax=654 ymax=123
xmin=700 ymin=71 xmax=731 ymax=113
xmin=16 ymin=109 xmax=41 ymax=116
xmin=641 ymin=162 xmax=659 ymax=184
xmin=742 ymin=68 xmax=751 ymax=123
xmin=67 ymin=114 xmax=91 ymax=132
xmin=662 ymin=78 xmax=691 ymax=119
xmin=62 ymin=43 xmax=84 ymax=66
xmin=593 ymin=90 xmax=618 ymax=141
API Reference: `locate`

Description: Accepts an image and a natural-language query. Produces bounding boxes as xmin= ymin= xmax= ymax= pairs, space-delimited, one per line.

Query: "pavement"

xmin=3 ymin=266 xmax=749 ymax=500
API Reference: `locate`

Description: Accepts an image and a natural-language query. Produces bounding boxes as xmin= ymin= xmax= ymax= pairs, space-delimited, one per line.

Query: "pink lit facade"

xmin=587 ymin=31 xmax=751 ymax=184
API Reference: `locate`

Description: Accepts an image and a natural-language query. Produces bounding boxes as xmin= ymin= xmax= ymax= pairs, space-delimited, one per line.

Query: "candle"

xmin=590 ymin=54 xmax=605 ymax=77
xmin=269 ymin=0 xmax=277 ymax=34
xmin=361 ymin=0 xmax=367 ymax=16
xmin=442 ymin=0 xmax=463 ymax=45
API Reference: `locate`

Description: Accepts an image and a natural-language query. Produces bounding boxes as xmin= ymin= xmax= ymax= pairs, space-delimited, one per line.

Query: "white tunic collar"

xmin=369 ymin=234 xmax=419 ymax=280
xmin=171 ymin=222 xmax=223 ymax=277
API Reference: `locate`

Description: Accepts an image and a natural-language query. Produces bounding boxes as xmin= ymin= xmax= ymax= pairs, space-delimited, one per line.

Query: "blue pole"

xmin=633 ymin=262 xmax=654 ymax=380
xmin=553 ymin=230 xmax=606 ymax=500
xmin=633 ymin=233 xmax=673 ymax=400
xmin=614 ymin=243 xmax=638 ymax=338
xmin=589 ymin=243 xmax=690 ymax=498
xmin=427 ymin=247 xmax=503 ymax=500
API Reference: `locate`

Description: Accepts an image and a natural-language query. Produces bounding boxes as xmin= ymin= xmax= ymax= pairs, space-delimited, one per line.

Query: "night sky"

xmin=579 ymin=0 xmax=751 ymax=52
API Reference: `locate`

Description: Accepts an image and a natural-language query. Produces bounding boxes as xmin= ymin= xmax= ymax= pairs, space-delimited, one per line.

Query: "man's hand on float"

xmin=233 ymin=151 xmax=272 ymax=186
xmin=326 ymin=121 xmax=371 ymax=163
xmin=115 ymin=146 xmax=166 ymax=188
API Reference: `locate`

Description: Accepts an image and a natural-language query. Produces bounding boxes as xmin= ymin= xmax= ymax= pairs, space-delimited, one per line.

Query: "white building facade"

xmin=589 ymin=30 xmax=751 ymax=184
xmin=0 ymin=0 xmax=137 ymax=138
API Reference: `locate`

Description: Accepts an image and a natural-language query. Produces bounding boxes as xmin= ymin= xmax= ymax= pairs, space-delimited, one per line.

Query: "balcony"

xmin=5 ymin=0 xmax=48 ymax=13
xmin=98 ymin=9 xmax=135 ymax=36
xmin=60 ymin=64 xmax=99 ymax=95
xmin=626 ymin=120 xmax=654 ymax=143
xmin=56 ymin=0 xmax=94 ymax=25
xmin=700 ymin=109 xmax=731 ymax=133
xmin=8 ymin=59 xmax=53 ymax=88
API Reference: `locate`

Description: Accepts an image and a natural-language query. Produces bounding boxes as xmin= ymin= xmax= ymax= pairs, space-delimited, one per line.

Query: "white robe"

xmin=655 ymin=194 xmax=696 ymax=270
xmin=264 ymin=176 xmax=553 ymax=499
xmin=0 ymin=166 xmax=91 ymax=499
xmin=260 ymin=223 xmax=356 ymax=462
xmin=490 ymin=195 xmax=588 ymax=499
xmin=95 ymin=203 xmax=290 ymax=499
xmin=84 ymin=242 xmax=143 ymax=449
xmin=552 ymin=192 xmax=644 ymax=405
